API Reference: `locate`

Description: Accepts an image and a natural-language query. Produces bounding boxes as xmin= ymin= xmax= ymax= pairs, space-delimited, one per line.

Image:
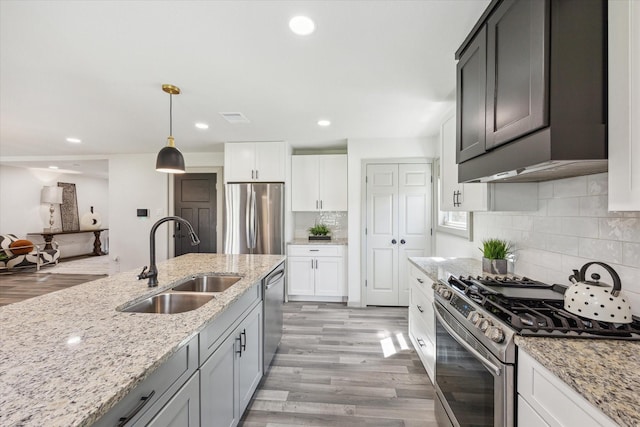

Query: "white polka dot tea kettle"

xmin=564 ymin=261 xmax=632 ymax=324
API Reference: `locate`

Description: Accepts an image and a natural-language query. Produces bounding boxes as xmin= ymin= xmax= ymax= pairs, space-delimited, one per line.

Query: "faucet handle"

xmin=137 ymin=266 xmax=148 ymax=280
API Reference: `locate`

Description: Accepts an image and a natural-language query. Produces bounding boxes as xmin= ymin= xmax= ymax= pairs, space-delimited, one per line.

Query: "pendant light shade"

xmin=156 ymin=84 xmax=186 ymax=174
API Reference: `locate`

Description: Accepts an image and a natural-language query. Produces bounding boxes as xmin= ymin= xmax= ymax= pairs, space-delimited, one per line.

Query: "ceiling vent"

xmin=220 ymin=112 xmax=250 ymax=124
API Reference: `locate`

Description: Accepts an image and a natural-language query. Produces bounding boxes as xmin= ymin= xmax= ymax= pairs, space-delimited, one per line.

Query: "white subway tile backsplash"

xmin=553 ymin=176 xmax=588 ymax=198
xmin=521 ymin=232 xmax=546 ymax=250
xmin=578 ymin=238 xmax=622 ymax=264
xmin=511 ymin=215 xmax=533 ymax=231
xmin=599 ymin=218 xmax=640 ymax=242
xmin=547 ymin=197 xmax=580 ymax=217
xmin=560 ymin=217 xmax=599 ymax=238
xmin=587 ymin=173 xmax=608 ymax=195
xmin=580 ymin=195 xmax=613 ymax=217
xmin=623 ymin=242 xmax=640 ymax=268
xmin=533 ymin=217 xmax=562 ymax=234
xmin=538 ymin=181 xmax=553 ymax=199
xmin=546 ymin=234 xmax=579 ymax=256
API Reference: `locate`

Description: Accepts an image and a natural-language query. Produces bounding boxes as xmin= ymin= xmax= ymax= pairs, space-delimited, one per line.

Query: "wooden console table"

xmin=29 ymin=229 xmax=108 ymax=256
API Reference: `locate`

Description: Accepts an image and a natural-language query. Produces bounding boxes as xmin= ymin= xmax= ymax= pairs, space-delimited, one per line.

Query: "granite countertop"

xmin=409 ymin=256 xmax=640 ymax=426
xmin=516 ymin=336 xmax=640 ymax=427
xmin=0 ymin=253 xmax=284 ymax=427
xmin=288 ymin=238 xmax=348 ymax=245
xmin=408 ymin=256 xmax=482 ymax=282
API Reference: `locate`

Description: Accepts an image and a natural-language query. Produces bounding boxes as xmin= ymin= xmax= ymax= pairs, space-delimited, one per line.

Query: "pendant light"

xmin=156 ymin=84 xmax=186 ymax=173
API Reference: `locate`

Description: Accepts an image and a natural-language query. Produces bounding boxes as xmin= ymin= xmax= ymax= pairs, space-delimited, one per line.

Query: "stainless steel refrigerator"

xmin=224 ymin=183 xmax=284 ymax=254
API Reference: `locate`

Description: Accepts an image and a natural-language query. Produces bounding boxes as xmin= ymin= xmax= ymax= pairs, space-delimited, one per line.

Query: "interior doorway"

xmin=174 ymin=173 xmax=217 ymax=255
xmin=364 ymin=161 xmax=432 ymax=307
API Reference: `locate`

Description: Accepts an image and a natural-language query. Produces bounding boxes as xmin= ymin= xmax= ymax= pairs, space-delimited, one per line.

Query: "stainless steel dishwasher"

xmin=263 ymin=262 xmax=285 ymax=372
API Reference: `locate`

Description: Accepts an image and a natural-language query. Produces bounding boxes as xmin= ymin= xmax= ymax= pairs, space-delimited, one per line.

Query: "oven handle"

xmin=434 ymin=305 xmax=502 ymax=377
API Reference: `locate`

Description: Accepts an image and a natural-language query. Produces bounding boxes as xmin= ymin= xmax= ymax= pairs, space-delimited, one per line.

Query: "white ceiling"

xmin=0 ymin=0 xmax=489 ymax=162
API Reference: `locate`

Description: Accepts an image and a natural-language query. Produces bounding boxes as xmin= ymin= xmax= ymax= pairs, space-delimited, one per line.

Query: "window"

xmin=434 ymin=159 xmax=473 ymax=240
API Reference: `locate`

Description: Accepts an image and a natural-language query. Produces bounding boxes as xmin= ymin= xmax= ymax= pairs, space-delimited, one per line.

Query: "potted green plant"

xmin=308 ymin=223 xmax=331 ymax=241
xmin=480 ymin=238 xmax=512 ymax=274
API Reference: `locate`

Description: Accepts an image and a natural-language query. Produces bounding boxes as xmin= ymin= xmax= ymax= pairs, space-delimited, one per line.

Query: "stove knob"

xmin=485 ymin=326 xmax=505 ymax=343
xmin=431 ymin=282 xmax=438 ymax=290
xmin=478 ymin=318 xmax=492 ymax=332
xmin=467 ymin=311 xmax=482 ymax=324
xmin=441 ymin=289 xmax=453 ymax=300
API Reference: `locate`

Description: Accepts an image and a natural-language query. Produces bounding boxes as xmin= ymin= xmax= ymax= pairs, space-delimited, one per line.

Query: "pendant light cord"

xmin=169 ymin=94 xmax=173 ymax=136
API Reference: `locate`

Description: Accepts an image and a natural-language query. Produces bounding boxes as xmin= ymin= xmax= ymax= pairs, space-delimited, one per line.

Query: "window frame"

xmin=434 ymin=158 xmax=473 ymax=240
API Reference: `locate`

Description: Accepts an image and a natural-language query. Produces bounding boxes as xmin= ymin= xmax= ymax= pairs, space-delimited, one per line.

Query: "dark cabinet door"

xmin=485 ymin=0 xmax=548 ymax=149
xmin=456 ymin=26 xmax=487 ymax=164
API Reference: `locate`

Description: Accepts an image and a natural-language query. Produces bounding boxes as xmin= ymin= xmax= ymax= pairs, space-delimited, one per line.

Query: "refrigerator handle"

xmin=245 ymin=186 xmax=253 ymax=249
xmin=250 ymin=188 xmax=257 ymax=249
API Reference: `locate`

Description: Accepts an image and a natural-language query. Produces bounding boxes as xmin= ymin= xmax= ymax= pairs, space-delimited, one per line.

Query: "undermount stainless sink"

xmin=172 ymin=275 xmax=242 ymax=293
xmin=122 ymin=293 xmax=214 ymax=314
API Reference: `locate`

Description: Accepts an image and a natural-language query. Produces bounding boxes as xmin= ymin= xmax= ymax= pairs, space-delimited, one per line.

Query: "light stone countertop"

xmin=288 ymin=238 xmax=348 ymax=245
xmin=409 ymin=256 xmax=640 ymax=426
xmin=0 ymin=253 xmax=284 ymax=427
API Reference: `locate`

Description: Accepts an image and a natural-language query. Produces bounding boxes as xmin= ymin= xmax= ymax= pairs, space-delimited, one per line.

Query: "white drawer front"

xmin=410 ymin=287 xmax=435 ymax=344
xmin=409 ymin=264 xmax=434 ymax=300
xmin=288 ymin=245 xmax=343 ymax=257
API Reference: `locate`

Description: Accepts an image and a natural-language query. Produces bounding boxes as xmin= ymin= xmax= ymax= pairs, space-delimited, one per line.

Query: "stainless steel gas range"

xmin=432 ymin=275 xmax=640 ymax=427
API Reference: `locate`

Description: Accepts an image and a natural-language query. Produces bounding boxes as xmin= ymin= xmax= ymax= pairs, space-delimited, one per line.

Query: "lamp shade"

xmin=41 ymin=186 xmax=63 ymax=204
xmin=156 ymin=143 xmax=185 ymax=173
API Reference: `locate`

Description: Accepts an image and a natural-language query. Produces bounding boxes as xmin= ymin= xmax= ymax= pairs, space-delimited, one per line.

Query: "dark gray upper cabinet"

xmin=485 ymin=0 xmax=548 ymax=149
xmin=456 ymin=26 xmax=487 ymax=163
xmin=454 ymin=0 xmax=607 ymax=183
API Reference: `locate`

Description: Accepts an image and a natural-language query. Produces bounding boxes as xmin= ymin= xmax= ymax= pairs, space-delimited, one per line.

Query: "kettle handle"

xmin=578 ymin=262 xmax=623 ymax=297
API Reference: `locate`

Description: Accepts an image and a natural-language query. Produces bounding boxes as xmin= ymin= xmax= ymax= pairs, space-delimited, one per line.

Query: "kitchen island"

xmin=0 ymin=253 xmax=284 ymax=426
xmin=409 ymin=256 xmax=640 ymax=427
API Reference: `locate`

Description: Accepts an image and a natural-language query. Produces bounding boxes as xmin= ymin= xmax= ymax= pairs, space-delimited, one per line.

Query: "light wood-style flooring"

xmin=0 ymin=271 xmax=107 ymax=306
xmin=240 ymin=303 xmax=437 ymax=427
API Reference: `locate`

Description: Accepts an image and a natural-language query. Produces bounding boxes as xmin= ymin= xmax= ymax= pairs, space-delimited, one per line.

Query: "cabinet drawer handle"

xmin=417 ymin=305 xmax=424 ymax=313
xmin=316 ymin=200 xmax=319 ymax=209
xmin=311 ymin=259 xmax=315 ymax=269
xmin=240 ymin=329 xmax=247 ymax=352
xmin=320 ymin=200 xmax=323 ymax=209
xmin=315 ymin=259 xmax=318 ymax=269
xmin=251 ymin=170 xmax=255 ymax=180
xmin=417 ymin=278 xmax=424 ymax=284
xmin=117 ymin=390 xmax=156 ymax=426
xmin=416 ymin=338 xmax=426 ymax=348
xmin=309 ymin=249 xmax=320 ymax=252
xmin=256 ymin=170 xmax=259 ymax=180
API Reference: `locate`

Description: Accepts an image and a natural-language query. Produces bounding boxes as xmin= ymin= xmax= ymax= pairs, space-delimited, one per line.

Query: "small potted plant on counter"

xmin=308 ymin=223 xmax=331 ymax=241
xmin=480 ymin=238 xmax=512 ymax=275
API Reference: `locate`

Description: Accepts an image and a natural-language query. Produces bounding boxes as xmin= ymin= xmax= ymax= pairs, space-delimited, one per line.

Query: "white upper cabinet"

xmin=291 ymin=155 xmax=347 ymax=211
xmin=440 ymin=112 xmax=538 ymax=212
xmin=608 ymin=0 xmax=640 ymax=210
xmin=224 ymin=142 xmax=285 ymax=182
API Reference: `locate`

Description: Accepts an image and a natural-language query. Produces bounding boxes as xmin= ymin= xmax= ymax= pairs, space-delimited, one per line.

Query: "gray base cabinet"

xmin=144 ymin=374 xmax=200 ymax=427
xmin=200 ymin=303 xmax=263 ymax=427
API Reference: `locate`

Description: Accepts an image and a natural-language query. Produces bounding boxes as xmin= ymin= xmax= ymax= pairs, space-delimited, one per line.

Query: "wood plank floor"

xmin=240 ymin=303 xmax=437 ymax=427
xmin=0 ymin=271 xmax=107 ymax=306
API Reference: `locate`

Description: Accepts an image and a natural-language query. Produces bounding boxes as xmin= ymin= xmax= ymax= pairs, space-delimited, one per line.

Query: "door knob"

xmin=400 ymin=239 xmax=406 ymax=244
xmin=391 ymin=239 xmax=397 ymax=244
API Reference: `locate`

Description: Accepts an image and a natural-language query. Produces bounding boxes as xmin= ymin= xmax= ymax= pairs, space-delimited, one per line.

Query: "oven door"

xmin=433 ymin=302 xmax=514 ymax=427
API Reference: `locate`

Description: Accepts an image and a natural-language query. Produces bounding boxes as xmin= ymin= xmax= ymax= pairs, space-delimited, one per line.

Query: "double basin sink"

xmin=122 ymin=274 xmax=242 ymax=314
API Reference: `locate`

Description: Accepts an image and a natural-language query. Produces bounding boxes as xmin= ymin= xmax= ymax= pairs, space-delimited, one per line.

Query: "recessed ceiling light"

xmin=195 ymin=123 xmax=209 ymax=130
xmin=289 ymin=16 xmax=315 ymax=35
xmin=66 ymin=137 xmax=81 ymax=143
xmin=49 ymin=165 xmax=59 ymax=170
xmin=317 ymin=119 xmax=331 ymax=127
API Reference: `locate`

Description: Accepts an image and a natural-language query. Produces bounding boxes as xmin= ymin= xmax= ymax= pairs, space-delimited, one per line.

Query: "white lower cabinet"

xmin=517 ymin=349 xmax=618 ymax=427
xmin=287 ymin=245 xmax=346 ymax=301
xmin=201 ymin=303 xmax=263 ymax=427
xmin=407 ymin=263 xmax=435 ymax=382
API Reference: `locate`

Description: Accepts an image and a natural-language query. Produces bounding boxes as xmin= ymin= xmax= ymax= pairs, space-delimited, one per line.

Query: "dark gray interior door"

xmin=174 ymin=173 xmax=217 ymax=255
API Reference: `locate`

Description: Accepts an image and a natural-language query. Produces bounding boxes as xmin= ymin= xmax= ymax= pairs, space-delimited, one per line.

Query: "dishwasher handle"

xmin=265 ymin=269 xmax=285 ymax=289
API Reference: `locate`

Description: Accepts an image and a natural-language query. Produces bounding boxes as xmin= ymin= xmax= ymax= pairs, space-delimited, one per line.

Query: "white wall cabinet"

xmin=200 ymin=302 xmax=263 ymax=427
xmin=518 ymin=349 xmax=618 ymax=427
xmin=440 ymin=113 xmax=538 ymax=212
xmin=291 ymin=155 xmax=347 ymax=211
xmin=407 ymin=262 xmax=435 ymax=382
xmin=287 ymin=245 xmax=346 ymax=301
xmin=608 ymin=0 xmax=640 ymax=210
xmin=224 ymin=142 xmax=285 ymax=182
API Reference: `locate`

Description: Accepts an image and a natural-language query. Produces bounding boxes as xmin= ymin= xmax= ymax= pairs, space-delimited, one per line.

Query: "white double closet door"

xmin=365 ymin=163 xmax=432 ymax=307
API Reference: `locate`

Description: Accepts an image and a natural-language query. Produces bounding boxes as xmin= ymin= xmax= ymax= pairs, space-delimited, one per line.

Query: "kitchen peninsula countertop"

xmin=409 ymin=256 xmax=640 ymax=427
xmin=0 ymin=253 xmax=284 ymax=427
xmin=288 ymin=238 xmax=348 ymax=245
